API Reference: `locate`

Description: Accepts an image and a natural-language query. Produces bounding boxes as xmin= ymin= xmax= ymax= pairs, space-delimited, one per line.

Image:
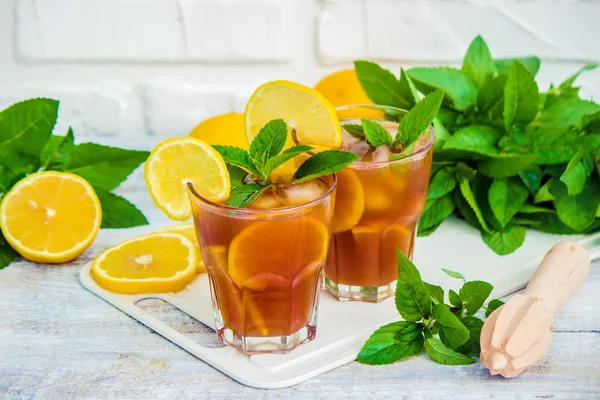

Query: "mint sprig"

xmin=354 ymin=35 xmax=600 ymax=255
xmin=0 ymin=98 xmax=150 ymax=269
xmin=213 ymin=120 xmax=359 ymax=208
xmin=358 ymin=249 xmax=504 ymax=366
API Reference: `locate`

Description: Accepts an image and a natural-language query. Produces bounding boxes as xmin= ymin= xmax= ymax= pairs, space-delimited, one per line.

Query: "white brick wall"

xmin=1 ymin=0 xmax=600 ymax=150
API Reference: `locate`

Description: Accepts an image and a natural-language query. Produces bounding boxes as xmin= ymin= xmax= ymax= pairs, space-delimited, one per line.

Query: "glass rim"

xmin=335 ymin=104 xmax=436 ymax=169
xmin=187 ymin=174 xmax=337 ymax=216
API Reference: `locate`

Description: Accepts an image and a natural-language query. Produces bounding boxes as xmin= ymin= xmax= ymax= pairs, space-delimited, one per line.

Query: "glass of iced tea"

xmin=188 ymin=176 xmax=336 ymax=354
xmin=324 ymin=105 xmax=434 ymax=302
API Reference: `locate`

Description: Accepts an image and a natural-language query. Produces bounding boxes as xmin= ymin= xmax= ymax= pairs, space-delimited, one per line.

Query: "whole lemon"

xmin=189 ymin=112 xmax=248 ymax=149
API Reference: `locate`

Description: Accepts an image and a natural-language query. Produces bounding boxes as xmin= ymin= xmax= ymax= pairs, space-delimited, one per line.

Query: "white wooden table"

xmin=2 ymin=187 xmax=600 ymax=399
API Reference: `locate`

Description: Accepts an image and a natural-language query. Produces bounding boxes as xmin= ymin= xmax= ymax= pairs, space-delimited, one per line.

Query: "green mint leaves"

xmin=355 ymin=35 xmax=600 ymax=255
xmin=340 ymin=91 xmax=443 ymax=159
xmin=0 ymin=98 xmax=150 ymax=269
xmin=213 ymin=119 xmax=358 ymax=208
xmin=358 ymin=249 xmax=503 ymax=366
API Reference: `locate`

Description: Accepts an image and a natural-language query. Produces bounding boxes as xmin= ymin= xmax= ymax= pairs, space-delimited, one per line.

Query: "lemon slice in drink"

xmin=244 ymin=80 xmax=342 ymax=149
xmin=145 ymin=137 xmax=230 ymax=221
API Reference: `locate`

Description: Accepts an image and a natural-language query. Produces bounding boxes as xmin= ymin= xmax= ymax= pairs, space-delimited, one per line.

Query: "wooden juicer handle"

xmin=480 ymin=241 xmax=591 ymax=378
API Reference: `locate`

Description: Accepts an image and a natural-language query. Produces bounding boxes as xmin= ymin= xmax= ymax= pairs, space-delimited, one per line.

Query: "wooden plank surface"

xmin=1 ymin=189 xmax=600 ymax=399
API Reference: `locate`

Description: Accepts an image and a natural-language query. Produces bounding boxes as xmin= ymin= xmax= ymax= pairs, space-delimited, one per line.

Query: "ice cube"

xmin=372 ymin=145 xmax=392 ymax=162
xmin=413 ymin=133 xmax=430 ymax=153
xmin=341 ymin=139 xmax=370 ymax=160
xmin=341 ymin=127 xmax=362 ymax=145
xmin=243 ymin=174 xmax=258 ymax=184
xmin=249 ymin=190 xmax=283 ymax=209
xmin=274 ymin=179 xmax=329 ymax=207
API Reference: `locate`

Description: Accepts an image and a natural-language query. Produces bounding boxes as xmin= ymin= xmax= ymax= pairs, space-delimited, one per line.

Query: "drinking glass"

xmin=188 ymin=176 xmax=336 ymax=354
xmin=324 ymin=105 xmax=434 ymax=302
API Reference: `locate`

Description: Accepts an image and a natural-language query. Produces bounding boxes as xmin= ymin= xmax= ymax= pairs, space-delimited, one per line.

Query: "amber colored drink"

xmin=189 ymin=177 xmax=335 ymax=354
xmin=324 ymin=105 xmax=434 ymax=302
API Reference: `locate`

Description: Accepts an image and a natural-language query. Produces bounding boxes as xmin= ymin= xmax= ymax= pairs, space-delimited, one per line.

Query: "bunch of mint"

xmin=342 ymin=90 xmax=444 ymax=159
xmin=0 ymin=98 xmax=150 ymax=269
xmin=213 ymin=119 xmax=358 ymax=208
xmin=355 ymin=36 xmax=600 ymax=255
xmin=358 ymin=250 xmax=503 ymax=366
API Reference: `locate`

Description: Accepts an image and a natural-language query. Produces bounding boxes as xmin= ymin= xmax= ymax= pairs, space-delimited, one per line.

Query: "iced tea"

xmin=324 ymin=105 xmax=434 ymax=302
xmin=189 ymin=177 xmax=335 ymax=354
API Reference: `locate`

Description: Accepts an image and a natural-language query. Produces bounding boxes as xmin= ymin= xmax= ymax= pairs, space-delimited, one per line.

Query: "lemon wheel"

xmin=91 ymin=232 xmax=198 ymax=294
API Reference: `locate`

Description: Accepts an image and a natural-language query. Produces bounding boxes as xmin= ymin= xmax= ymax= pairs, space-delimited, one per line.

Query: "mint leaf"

xmin=442 ymin=269 xmax=466 ymax=283
xmin=263 ymin=145 xmax=313 ymax=179
xmin=449 ymin=289 xmax=462 ymax=307
xmin=395 ymin=249 xmax=432 ymax=322
xmin=494 ymin=57 xmax=540 ymax=76
xmin=478 ymin=154 xmax=537 ymax=178
xmin=0 ymin=232 xmax=19 ymax=270
xmin=519 ymin=166 xmax=543 ymax=194
xmin=459 ymin=281 xmax=493 ymax=315
xmin=419 ymin=194 xmax=455 ymax=232
xmin=485 ymin=299 xmax=505 ymax=317
xmin=433 ymin=304 xmax=470 ymax=349
xmin=407 ymin=68 xmax=477 ymax=111
xmin=457 ymin=316 xmax=484 ymax=357
xmin=361 ymin=119 xmax=393 ymax=147
xmin=481 ymin=225 xmax=526 ymax=255
xmin=424 ymin=283 xmax=444 ymax=304
xmin=425 ymin=337 xmax=474 ymax=365
xmin=538 ymin=97 xmax=600 ymax=129
xmin=0 ymin=98 xmax=58 ymax=158
xmin=227 ymin=164 xmax=248 ymax=189
xmin=354 ymin=61 xmax=413 ymax=109
xmin=489 ymin=177 xmax=529 ymax=227
xmin=228 ymin=184 xmax=268 ymax=208
xmin=40 ymin=128 xmax=75 ymax=171
xmin=396 ymin=90 xmax=444 ymax=147
xmin=62 ymin=143 xmax=149 ymax=191
xmin=398 ymin=68 xmax=420 ymax=107
xmin=504 ymin=61 xmax=539 ymax=130
xmin=440 ymin=125 xmax=501 ymax=159
xmin=462 ymin=36 xmax=496 ymax=88
xmin=458 ymin=177 xmax=490 ymax=233
xmin=357 ymin=322 xmax=424 ymax=365
xmin=427 ymin=168 xmax=457 ymax=200
xmin=551 ymin=179 xmax=600 ymax=231
xmin=559 ymin=149 xmax=594 ymax=196
xmin=342 ymin=124 xmax=365 ymax=139
xmin=212 ymin=145 xmax=260 ymax=178
xmin=478 ymin=74 xmax=507 ymax=113
xmin=292 ymin=150 xmax=358 ymax=184
xmin=95 ymin=190 xmax=149 ymax=228
xmin=558 ymin=63 xmax=597 ymax=93
xmin=534 ymin=179 xmax=555 ymax=203
xmin=249 ymin=119 xmax=288 ymax=168
xmin=577 ymin=110 xmax=600 ymax=132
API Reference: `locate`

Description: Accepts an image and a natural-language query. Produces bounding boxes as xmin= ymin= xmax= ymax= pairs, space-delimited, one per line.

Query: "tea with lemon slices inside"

xmin=322 ymin=104 xmax=435 ymax=302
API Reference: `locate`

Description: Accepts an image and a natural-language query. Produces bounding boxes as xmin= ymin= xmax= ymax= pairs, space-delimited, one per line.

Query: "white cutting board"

xmin=79 ymin=218 xmax=600 ymax=389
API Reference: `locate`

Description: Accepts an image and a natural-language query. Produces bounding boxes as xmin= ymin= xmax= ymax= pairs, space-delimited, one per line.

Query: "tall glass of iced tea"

xmin=324 ymin=105 xmax=434 ymax=302
xmin=188 ymin=176 xmax=336 ymax=354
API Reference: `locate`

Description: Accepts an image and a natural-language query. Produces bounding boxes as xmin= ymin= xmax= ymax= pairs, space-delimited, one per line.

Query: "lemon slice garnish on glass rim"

xmin=244 ymin=80 xmax=342 ymax=149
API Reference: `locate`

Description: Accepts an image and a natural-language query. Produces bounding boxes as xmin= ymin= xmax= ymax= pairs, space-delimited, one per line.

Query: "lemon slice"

xmin=228 ymin=217 xmax=328 ymax=288
xmin=92 ymin=232 xmax=198 ymax=294
xmin=0 ymin=171 xmax=102 ymax=263
xmin=145 ymin=137 xmax=230 ymax=221
xmin=244 ymin=80 xmax=342 ymax=149
xmin=331 ymin=169 xmax=364 ymax=233
xmin=154 ymin=224 xmax=205 ymax=273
